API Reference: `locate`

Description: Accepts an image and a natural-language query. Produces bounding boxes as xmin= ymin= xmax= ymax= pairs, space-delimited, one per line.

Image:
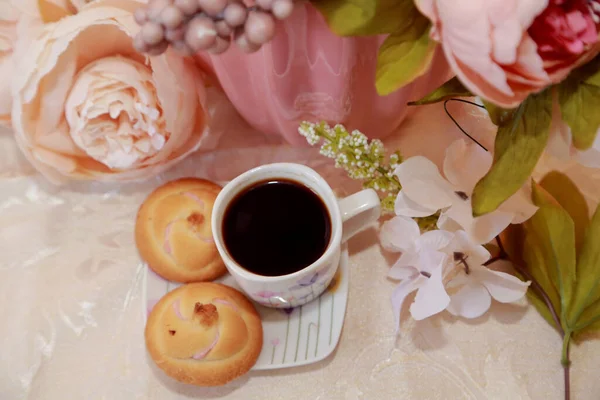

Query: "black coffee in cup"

xmin=222 ymin=179 xmax=332 ymax=277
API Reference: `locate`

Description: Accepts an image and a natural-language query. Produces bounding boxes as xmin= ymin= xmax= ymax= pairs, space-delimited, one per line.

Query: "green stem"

xmin=562 ymin=332 xmax=571 ymax=400
xmin=377 ymin=166 xmax=401 ymax=189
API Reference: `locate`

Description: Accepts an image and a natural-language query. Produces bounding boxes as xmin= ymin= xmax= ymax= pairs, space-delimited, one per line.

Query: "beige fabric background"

xmin=1 ymin=97 xmax=600 ymax=400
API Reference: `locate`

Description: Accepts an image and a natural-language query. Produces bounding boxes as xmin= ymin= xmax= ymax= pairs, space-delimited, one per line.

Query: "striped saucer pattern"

xmin=142 ymin=246 xmax=349 ymax=370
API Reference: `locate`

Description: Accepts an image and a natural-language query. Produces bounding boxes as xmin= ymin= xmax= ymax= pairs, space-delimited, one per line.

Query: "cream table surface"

xmin=2 ymin=98 xmax=600 ymax=400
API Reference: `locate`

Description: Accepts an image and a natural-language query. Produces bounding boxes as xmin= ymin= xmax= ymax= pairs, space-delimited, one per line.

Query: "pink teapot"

xmin=201 ymin=3 xmax=450 ymax=146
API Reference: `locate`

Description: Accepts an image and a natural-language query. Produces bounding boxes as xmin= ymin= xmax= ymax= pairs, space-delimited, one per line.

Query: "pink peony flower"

xmin=11 ymin=0 xmax=219 ymax=184
xmin=416 ymin=0 xmax=600 ymax=107
xmin=529 ymin=0 xmax=598 ymax=57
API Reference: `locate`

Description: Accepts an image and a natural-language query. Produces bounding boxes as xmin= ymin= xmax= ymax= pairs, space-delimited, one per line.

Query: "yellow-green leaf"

xmin=526 ymin=290 xmax=562 ymax=331
xmin=471 ymin=90 xmax=552 ymax=216
xmin=528 ymin=182 xmax=577 ymax=327
xmin=521 ymin=227 xmax=563 ymax=331
xmin=573 ymin=318 xmax=600 ymax=340
xmin=407 ymin=77 xmax=473 ymax=106
xmin=312 ymin=0 xmax=419 ymax=36
xmin=375 ymin=17 xmax=436 ymax=95
xmin=585 ymin=70 xmax=600 ymax=88
xmin=574 ymin=302 xmax=600 ymax=333
xmin=482 ymin=100 xmax=516 ymax=127
xmin=503 ymin=217 xmax=563 ymax=332
xmin=540 ymin=171 xmax=589 ymax=252
xmin=567 ymin=54 xmax=600 ymax=87
xmin=569 ymin=204 xmax=600 ymax=331
xmin=558 ymin=81 xmax=600 ymax=150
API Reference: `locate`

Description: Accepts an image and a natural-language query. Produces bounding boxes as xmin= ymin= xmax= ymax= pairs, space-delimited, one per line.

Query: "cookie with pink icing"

xmin=135 ymin=178 xmax=226 ymax=283
xmin=145 ymin=282 xmax=263 ymax=386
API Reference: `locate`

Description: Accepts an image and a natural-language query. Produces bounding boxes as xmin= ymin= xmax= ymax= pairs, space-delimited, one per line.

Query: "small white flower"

xmin=393 ymin=139 xmax=538 ymax=244
xmin=444 ymin=231 xmax=531 ymax=319
xmin=381 ymin=216 xmax=453 ymax=330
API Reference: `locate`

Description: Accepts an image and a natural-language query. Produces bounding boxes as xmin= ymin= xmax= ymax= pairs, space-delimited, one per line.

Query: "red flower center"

xmin=528 ymin=0 xmax=599 ymax=57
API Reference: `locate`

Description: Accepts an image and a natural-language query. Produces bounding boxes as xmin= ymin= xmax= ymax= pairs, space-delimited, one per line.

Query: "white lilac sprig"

xmin=298 ymin=121 xmax=402 ymax=213
xmin=298 ymin=122 xmax=533 ymax=326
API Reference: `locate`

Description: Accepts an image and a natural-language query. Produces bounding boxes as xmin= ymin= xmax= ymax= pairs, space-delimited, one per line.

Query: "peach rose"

xmin=0 ymin=3 xmax=19 ymax=125
xmin=0 ymin=1 xmax=43 ymax=126
xmin=1 ymin=0 xmax=84 ymax=126
xmin=417 ymin=0 xmax=600 ymax=107
xmin=11 ymin=0 xmax=217 ymax=183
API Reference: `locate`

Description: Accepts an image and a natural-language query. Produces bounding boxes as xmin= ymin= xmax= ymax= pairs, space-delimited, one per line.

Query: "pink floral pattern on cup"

xmin=290 ymin=272 xmax=320 ymax=290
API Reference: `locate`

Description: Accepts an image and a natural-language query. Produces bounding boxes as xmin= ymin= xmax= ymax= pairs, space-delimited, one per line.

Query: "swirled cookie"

xmin=145 ymin=283 xmax=263 ymax=386
xmin=135 ymin=178 xmax=226 ymax=282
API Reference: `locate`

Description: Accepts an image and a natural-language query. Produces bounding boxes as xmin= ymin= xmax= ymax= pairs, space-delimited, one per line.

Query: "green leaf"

xmin=563 ymin=54 xmax=600 ymax=88
xmin=556 ymin=57 xmax=600 ymax=150
xmin=407 ymin=77 xmax=473 ymax=106
xmin=501 ymin=223 xmax=562 ymax=332
xmin=528 ymin=182 xmax=577 ymax=327
xmin=481 ymin=100 xmax=516 ymax=127
xmin=574 ymin=300 xmax=600 ymax=333
xmin=540 ymin=171 xmax=589 ymax=252
xmin=311 ymin=0 xmax=421 ymax=36
xmin=521 ymin=227 xmax=563 ymax=331
xmin=569 ymin=204 xmax=600 ymax=331
xmin=527 ymin=290 xmax=562 ymax=331
xmin=573 ymin=318 xmax=600 ymax=340
xmin=471 ymin=90 xmax=552 ymax=216
xmin=558 ymin=81 xmax=600 ymax=150
xmin=375 ymin=17 xmax=436 ymax=95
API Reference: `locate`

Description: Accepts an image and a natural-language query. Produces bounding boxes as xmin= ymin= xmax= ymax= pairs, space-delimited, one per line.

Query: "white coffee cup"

xmin=211 ymin=163 xmax=381 ymax=308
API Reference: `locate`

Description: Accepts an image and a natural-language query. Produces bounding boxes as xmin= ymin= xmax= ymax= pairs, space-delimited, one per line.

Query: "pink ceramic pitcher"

xmin=202 ymin=3 xmax=450 ymax=146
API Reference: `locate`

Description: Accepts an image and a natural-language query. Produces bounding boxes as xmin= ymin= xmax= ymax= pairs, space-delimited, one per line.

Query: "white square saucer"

xmin=141 ymin=244 xmax=349 ymax=370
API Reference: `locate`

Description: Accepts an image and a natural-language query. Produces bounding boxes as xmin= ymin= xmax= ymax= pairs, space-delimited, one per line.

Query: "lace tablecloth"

xmin=2 ymin=98 xmax=600 ymax=400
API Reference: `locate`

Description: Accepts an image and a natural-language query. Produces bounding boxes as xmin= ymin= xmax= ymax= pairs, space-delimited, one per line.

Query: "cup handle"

xmin=338 ymin=189 xmax=381 ymax=243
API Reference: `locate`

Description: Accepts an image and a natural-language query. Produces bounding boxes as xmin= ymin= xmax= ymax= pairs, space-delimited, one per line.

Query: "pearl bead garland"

xmin=134 ymin=0 xmax=296 ymax=56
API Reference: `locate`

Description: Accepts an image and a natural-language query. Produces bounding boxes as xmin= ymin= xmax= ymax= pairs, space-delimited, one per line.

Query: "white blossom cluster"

xmin=298 ymin=121 xmax=402 ymax=212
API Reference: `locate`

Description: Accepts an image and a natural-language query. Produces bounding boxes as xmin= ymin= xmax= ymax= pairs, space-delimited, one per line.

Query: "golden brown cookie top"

xmin=135 ymin=178 xmax=226 ymax=283
xmin=145 ymin=283 xmax=263 ymax=386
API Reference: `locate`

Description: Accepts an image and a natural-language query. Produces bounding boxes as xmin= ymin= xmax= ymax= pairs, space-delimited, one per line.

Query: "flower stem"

xmin=562 ymin=332 xmax=571 ymax=400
